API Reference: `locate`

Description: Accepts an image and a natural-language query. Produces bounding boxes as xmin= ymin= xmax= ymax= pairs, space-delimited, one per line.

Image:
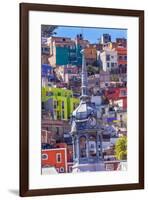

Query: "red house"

xmin=105 ymin=87 xmax=127 ymax=110
xmin=55 ymin=143 xmax=73 ymax=172
xmin=42 ymin=148 xmax=67 ymax=173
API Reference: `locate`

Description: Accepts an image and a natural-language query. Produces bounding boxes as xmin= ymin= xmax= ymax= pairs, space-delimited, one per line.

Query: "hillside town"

xmin=41 ymin=26 xmax=127 ymax=174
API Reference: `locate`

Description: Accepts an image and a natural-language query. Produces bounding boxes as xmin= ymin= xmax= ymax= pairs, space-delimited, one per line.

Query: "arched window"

xmin=79 ymin=136 xmax=87 ymax=158
xmin=88 ymin=135 xmax=97 ymax=157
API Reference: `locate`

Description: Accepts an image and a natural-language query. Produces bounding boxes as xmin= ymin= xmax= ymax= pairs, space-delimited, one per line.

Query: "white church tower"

xmin=70 ymin=50 xmax=105 ymax=172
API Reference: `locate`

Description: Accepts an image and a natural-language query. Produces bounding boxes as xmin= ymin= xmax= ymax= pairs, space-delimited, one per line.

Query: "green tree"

xmin=115 ymin=136 xmax=127 ymax=160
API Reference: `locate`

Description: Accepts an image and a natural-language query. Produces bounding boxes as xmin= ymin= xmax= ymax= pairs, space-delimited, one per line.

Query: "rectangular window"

xmin=107 ymin=62 xmax=110 ymax=68
xmin=62 ymin=101 xmax=64 ymax=109
xmin=62 ymin=111 xmax=65 ymax=119
xmin=42 ymin=102 xmax=45 ymax=110
xmin=124 ymin=55 xmax=127 ymax=60
xmin=57 ymin=111 xmax=60 ymax=119
xmin=106 ymin=55 xmax=110 ymax=61
xmin=56 ymin=153 xmax=62 ymax=163
xmin=54 ymin=101 xmax=57 ymax=109
xmin=119 ymin=55 xmax=123 ymax=60
xmin=111 ymin=63 xmax=114 ymax=67
xmin=54 ymin=111 xmax=57 ymax=120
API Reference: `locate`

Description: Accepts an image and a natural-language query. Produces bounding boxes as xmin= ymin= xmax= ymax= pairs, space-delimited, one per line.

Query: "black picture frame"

xmin=20 ymin=3 xmax=144 ymax=197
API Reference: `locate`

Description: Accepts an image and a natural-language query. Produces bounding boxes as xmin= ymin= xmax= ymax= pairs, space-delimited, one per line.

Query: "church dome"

xmin=72 ymin=101 xmax=97 ymax=121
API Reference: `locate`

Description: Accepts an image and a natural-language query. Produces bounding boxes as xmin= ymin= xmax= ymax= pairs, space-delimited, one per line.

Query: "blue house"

xmin=41 ymin=64 xmax=55 ymax=81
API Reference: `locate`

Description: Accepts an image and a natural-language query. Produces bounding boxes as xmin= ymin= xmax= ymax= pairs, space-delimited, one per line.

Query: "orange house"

xmin=42 ymin=148 xmax=67 ymax=173
xmin=116 ymin=47 xmax=127 ymax=65
xmin=84 ymin=47 xmax=97 ymax=65
xmin=116 ymin=47 xmax=127 ymax=74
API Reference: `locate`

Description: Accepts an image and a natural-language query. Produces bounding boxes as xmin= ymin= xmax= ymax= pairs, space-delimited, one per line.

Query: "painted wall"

xmin=42 ymin=87 xmax=80 ymax=119
xmin=42 ymin=148 xmax=67 ymax=173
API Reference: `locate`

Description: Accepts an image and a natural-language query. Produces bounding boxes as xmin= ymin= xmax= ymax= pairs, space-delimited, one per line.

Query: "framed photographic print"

xmin=20 ymin=3 xmax=144 ymax=197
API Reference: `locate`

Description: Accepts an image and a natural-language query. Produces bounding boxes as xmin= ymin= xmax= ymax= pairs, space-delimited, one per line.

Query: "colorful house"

xmin=56 ymin=143 xmax=73 ymax=172
xmin=116 ymin=38 xmax=127 ymax=48
xmin=41 ymin=37 xmax=50 ymax=64
xmin=105 ymin=87 xmax=127 ymax=110
xmin=84 ymin=46 xmax=97 ymax=66
xmin=42 ymin=148 xmax=67 ymax=173
xmin=98 ymin=48 xmax=118 ymax=73
xmin=41 ymin=64 xmax=55 ymax=87
xmin=75 ymin=34 xmax=90 ymax=66
xmin=48 ymin=36 xmax=77 ymax=67
xmin=99 ymin=71 xmax=110 ymax=88
xmin=41 ymin=120 xmax=71 ymax=144
xmin=42 ymin=87 xmax=80 ymax=120
xmin=41 ymin=129 xmax=56 ymax=149
xmin=55 ymin=65 xmax=78 ymax=82
xmin=48 ymin=35 xmax=90 ymax=67
xmin=55 ymin=143 xmax=73 ymax=163
xmin=42 ymin=143 xmax=73 ymax=173
xmin=116 ymin=47 xmax=127 ymax=74
xmin=42 ymin=64 xmax=53 ymax=77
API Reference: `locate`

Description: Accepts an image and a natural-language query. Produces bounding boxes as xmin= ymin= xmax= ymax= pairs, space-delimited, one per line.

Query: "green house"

xmin=55 ymin=45 xmax=82 ymax=66
xmin=42 ymin=87 xmax=80 ymax=120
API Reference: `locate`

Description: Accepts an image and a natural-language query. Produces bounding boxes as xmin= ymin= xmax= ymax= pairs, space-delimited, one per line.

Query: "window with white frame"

xmin=56 ymin=153 xmax=62 ymax=163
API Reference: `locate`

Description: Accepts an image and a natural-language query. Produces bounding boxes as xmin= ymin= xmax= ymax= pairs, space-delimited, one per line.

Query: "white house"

xmin=98 ymin=49 xmax=118 ymax=72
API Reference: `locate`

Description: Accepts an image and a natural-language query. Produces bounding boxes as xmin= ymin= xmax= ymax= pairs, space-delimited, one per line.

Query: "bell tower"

xmin=70 ymin=50 xmax=105 ymax=172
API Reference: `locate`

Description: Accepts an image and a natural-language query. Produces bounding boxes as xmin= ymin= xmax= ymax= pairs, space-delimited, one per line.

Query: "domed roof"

xmin=72 ymin=101 xmax=97 ymax=121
